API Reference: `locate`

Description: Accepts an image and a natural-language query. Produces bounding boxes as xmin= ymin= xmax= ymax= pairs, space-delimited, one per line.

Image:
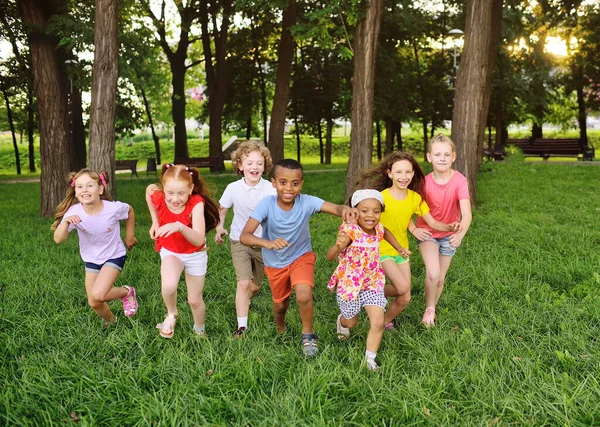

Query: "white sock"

xmin=365 ymin=350 xmax=377 ymax=361
xmin=237 ymin=316 xmax=248 ymax=329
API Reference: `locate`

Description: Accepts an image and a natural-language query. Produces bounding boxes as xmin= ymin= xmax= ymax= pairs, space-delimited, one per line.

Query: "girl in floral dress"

xmin=326 ymin=189 xmax=410 ymax=370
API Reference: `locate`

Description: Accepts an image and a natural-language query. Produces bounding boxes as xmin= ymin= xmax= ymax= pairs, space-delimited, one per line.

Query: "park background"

xmin=2 ymin=0 xmax=600 ymax=425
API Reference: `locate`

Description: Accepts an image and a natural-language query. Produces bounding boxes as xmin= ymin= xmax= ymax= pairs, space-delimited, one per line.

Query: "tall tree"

xmin=88 ymin=0 xmax=119 ymax=197
xmin=267 ymin=0 xmax=297 ymax=164
xmin=345 ymin=0 xmax=383 ymax=200
xmin=451 ymin=0 xmax=503 ymax=204
xmin=17 ymin=0 xmax=70 ymax=218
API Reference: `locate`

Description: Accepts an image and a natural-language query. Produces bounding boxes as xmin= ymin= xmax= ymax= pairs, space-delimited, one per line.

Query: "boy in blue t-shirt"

xmin=240 ymin=159 xmax=355 ymax=357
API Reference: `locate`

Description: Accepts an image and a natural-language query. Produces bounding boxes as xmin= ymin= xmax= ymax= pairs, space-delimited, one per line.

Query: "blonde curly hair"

xmin=231 ymin=140 xmax=273 ymax=177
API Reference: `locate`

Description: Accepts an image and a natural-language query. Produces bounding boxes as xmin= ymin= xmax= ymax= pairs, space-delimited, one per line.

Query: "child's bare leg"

xmin=235 ymin=279 xmax=254 ymax=317
xmin=161 ymin=256 xmax=184 ymax=315
xmin=435 ymin=256 xmax=453 ymax=305
xmin=185 ymin=273 xmax=206 ymax=329
xmin=340 ymin=315 xmax=359 ymax=329
xmin=273 ymin=297 xmax=290 ymax=332
xmin=364 ymin=305 xmax=385 ymax=353
xmin=294 ymin=284 xmax=314 ymax=334
xmin=85 ymin=270 xmax=119 ymax=322
xmin=419 ymin=241 xmax=442 ymax=308
xmin=382 ymin=261 xmax=411 ymax=324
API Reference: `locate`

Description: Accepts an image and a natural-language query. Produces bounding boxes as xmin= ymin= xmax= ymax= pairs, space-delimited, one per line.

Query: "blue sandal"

xmin=301 ymin=333 xmax=319 ymax=357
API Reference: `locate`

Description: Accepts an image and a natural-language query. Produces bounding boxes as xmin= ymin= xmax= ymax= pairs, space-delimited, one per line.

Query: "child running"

xmin=52 ymin=169 xmax=138 ymax=327
xmin=327 ymin=189 xmax=410 ymax=371
xmin=146 ymin=164 xmax=220 ymax=338
xmin=215 ymin=141 xmax=275 ymax=337
xmin=411 ymin=135 xmax=472 ymax=327
xmin=358 ymin=152 xmax=460 ymax=329
xmin=240 ymin=159 xmax=356 ymax=357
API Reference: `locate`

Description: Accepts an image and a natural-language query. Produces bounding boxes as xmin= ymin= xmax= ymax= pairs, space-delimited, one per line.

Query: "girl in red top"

xmin=146 ymin=164 xmax=220 ymax=338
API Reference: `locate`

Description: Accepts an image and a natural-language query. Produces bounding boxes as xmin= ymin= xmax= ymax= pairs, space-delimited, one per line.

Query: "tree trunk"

xmin=267 ymin=0 xmax=297 ymax=164
xmin=376 ymin=120 xmax=382 ymax=160
xmin=67 ymin=76 xmax=87 ymax=172
xmin=396 ymin=121 xmax=402 ymax=151
xmin=325 ymin=116 xmax=333 ymax=165
xmin=18 ymin=0 xmax=71 ymax=217
xmin=422 ymin=119 xmax=428 ymax=161
xmin=494 ymin=94 xmax=503 ymax=149
xmin=88 ymin=0 xmax=119 ymax=198
xmin=140 ymin=85 xmax=161 ymax=164
xmin=345 ymin=0 xmax=383 ymax=200
xmin=294 ymin=112 xmax=301 ymax=162
xmin=27 ymin=85 xmax=36 ymax=172
xmin=171 ymin=59 xmax=189 ymax=159
xmin=3 ymin=90 xmax=22 ymax=175
xmin=576 ymin=83 xmax=588 ymax=147
xmin=532 ymin=122 xmax=543 ymax=139
xmin=385 ymin=119 xmax=394 ymax=155
xmin=251 ymin=18 xmax=268 ymax=144
xmin=317 ymin=121 xmax=324 ymax=164
xmin=451 ymin=0 xmax=503 ymax=204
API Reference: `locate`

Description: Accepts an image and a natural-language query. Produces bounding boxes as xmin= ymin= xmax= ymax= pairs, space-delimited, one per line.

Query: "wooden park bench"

xmin=515 ymin=138 xmax=594 ymax=161
xmin=483 ymin=144 xmax=507 ymax=161
xmin=115 ymin=159 xmax=138 ymax=178
xmin=174 ymin=156 xmax=223 ymax=170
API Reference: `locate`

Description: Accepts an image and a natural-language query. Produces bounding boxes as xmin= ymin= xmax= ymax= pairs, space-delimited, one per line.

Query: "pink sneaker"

xmin=120 ymin=286 xmax=138 ymax=317
xmin=422 ymin=306 xmax=435 ymax=327
xmin=384 ymin=322 xmax=395 ymax=331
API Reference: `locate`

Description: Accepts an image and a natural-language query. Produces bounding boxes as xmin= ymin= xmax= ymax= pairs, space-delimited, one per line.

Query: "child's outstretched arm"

xmin=124 ymin=205 xmax=138 ymax=249
xmin=421 ymin=213 xmax=462 ymax=233
xmin=240 ymin=218 xmax=289 ymax=250
xmin=53 ymin=216 xmax=80 ymax=244
xmin=449 ymin=199 xmax=472 ymax=248
xmin=320 ymin=202 xmax=358 ymax=223
xmin=145 ymin=184 xmax=160 ymax=239
xmin=326 ymin=228 xmax=351 ymax=261
xmin=214 ymin=206 xmax=229 ymax=244
xmin=383 ymin=227 xmax=411 ymax=258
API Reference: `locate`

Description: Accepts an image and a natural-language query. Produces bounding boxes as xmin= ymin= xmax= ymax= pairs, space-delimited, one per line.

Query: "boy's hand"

xmin=335 ymin=230 xmax=351 ymax=249
xmin=64 ymin=215 xmax=82 ymax=225
xmin=125 ymin=235 xmax=138 ymax=249
xmin=341 ymin=206 xmax=358 ymax=223
xmin=215 ymin=227 xmax=228 ymax=244
xmin=448 ymin=221 xmax=462 ymax=232
xmin=268 ymin=237 xmax=289 ymax=250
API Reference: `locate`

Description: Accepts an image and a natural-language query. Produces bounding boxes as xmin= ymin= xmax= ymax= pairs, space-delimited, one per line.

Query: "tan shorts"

xmin=264 ymin=251 xmax=316 ymax=303
xmin=230 ymin=240 xmax=265 ymax=286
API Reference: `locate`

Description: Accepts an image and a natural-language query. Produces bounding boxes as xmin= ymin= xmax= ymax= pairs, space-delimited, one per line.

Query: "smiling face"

xmin=74 ymin=173 xmax=103 ymax=206
xmin=163 ymin=177 xmax=193 ymax=213
xmin=239 ymin=150 xmax=265 ymax=186
xmin=427 ymin=141 xmax=456 ymax=173
xmin=387 ymin=160 xmax=415 ymax=191
xmin=271 ymin=166 xmax=304 ymax=209
xmin=355 ymin=198 xmax=382 ymax=233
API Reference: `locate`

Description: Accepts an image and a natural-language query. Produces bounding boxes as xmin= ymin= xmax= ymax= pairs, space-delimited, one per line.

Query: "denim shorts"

xmin=417 ymin=236 xmax=456 ymax=257
xmin=85 ymin=255 xmax=127 ymax=274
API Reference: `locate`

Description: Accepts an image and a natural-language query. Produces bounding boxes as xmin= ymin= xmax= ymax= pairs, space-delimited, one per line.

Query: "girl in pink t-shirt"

xmin=52 ymin=169 xmax=138 ymax=327
xmin=412 ymin=135 xmax=472 ymax=327
xmin=146 ymin=164 xmax=220 ymax=338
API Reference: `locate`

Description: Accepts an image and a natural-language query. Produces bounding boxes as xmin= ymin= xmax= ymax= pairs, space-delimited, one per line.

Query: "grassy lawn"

xmin=1 ymin=154 xmax=599 ymax=424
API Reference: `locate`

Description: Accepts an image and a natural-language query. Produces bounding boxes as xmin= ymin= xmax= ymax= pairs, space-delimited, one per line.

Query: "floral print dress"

xmin=328 ymin=222 xmax=385 ymax=301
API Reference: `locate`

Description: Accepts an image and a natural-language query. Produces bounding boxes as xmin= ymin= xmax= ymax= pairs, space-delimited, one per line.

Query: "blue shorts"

xmin=85 ymin=255 xmax=127 ymax=274
xmin=417 ymin=236 xmax=456 ymax=257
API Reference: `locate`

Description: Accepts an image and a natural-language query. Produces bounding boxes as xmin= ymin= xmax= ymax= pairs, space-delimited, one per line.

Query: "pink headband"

xmin=70 ymin=178 xmax=75 ymax=187
xmin=99 ymin=173 xmax=107 ymax=186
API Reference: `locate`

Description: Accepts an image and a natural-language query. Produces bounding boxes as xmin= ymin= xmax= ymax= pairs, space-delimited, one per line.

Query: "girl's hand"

xmin=268 ymin=237 xmax=289 ymax=250
xmin=398 ymin=246 xmax=412 ymax=258
xmin=335 ymin=230 xmax=351 ymax=249
xmin=156 ymin=222 xmax=183 ymax=238
xmin=149 ymin=222 xmax=159 ymax=240
xmin=341 ymin=207 xmax=358 ymax=224
xmin=125 ymin=235 xmax=138 ymax=249
xmin=449 ymin=233 xmax=464 ymax=248
xmin=64 ymin=215 xmax=82 ymax=225
xmin=411 ymin=227 xmax=432 ymax=241
xmin=448 ymin=221 xmax=462 ymax=232
xmin=215 ymin=227 xmax=228 ymax=244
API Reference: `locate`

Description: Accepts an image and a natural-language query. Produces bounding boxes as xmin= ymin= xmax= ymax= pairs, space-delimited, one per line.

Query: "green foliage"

xmin=1 ymin=157 xmax=600 ymax=424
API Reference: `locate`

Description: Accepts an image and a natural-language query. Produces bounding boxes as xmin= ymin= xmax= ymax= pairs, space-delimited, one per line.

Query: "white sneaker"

xmin=336 ymin=314 xmax=350 ymax=340
xmin=366 ymin=358 xmax=379 ymax=371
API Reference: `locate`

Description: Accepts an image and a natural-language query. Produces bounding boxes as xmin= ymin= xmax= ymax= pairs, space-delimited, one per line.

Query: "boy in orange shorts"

xmin=240 ymin=159 xmax=355 ymax=357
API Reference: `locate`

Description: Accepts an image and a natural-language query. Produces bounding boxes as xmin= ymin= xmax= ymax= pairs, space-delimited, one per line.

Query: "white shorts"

xmin=159 ymin=248 xmax=207 ymax=276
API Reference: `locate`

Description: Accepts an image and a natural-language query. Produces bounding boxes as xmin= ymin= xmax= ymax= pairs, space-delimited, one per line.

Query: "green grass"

xmin=1 ymin=153 xmax=600 ymax=425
